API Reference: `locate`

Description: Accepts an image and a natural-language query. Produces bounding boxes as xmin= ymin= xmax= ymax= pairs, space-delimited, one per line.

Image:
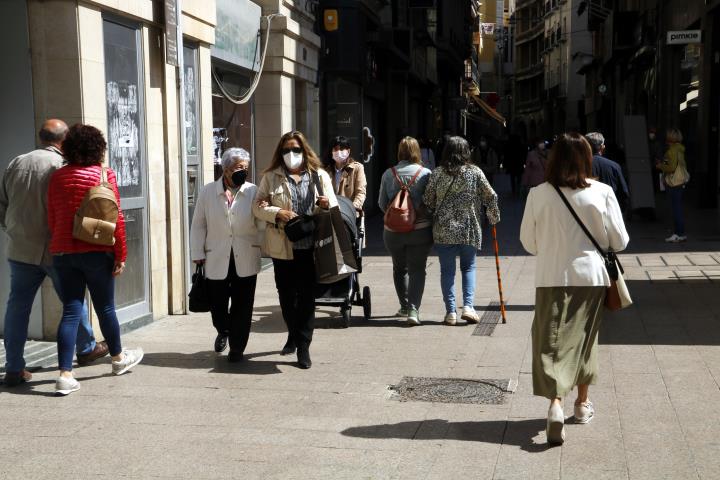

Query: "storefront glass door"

xmin=103 ymin=18 xmax=151 ymax=322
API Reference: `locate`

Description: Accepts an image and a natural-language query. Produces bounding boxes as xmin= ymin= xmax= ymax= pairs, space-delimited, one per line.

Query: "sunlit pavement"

xmin=3 ymin=175 xmax=720 ymax=479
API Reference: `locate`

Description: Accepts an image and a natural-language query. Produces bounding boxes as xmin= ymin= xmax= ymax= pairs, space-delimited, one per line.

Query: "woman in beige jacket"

xmin=323 ymin=136 xmax=367 ymax=212
xmin=253 ymin=131 xmax=337 ymax=369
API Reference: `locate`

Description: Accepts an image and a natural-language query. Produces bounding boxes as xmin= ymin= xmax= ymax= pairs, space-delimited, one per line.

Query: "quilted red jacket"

xmin=47 ymin=164 xmax=127 ymax=262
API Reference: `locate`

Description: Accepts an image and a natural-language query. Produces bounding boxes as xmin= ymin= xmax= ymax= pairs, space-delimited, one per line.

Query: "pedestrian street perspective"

xmin=2 ymin=0 xmax=720 ymax=478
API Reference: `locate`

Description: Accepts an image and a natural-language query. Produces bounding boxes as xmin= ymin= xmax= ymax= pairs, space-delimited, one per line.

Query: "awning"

xmin=470 ymin=94 xmax=507 ymax=127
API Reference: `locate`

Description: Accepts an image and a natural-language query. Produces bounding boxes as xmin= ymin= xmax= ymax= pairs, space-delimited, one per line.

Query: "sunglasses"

xmin=281 ymin=147 xmax=303 ymax=155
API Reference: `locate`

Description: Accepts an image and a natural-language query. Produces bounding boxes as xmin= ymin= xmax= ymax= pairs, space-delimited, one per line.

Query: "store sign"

xmin=212 ymin=0 xmax=261 ymax=71
xmin=667 ymin=30 xmax=702 ymax=45
xmin=481 ymin=23 xmax=495 ymax=35
xmin=164 ymin=0 xmax=178 ymax=66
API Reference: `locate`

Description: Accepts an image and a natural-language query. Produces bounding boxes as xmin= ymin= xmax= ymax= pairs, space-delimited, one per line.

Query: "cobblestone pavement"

xmin=2 ymin=176 xmax=720 ymax=479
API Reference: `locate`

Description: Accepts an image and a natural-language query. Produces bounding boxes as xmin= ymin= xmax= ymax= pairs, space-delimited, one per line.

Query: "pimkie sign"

xmin=667 ymin=30 xmax=702 ymax=45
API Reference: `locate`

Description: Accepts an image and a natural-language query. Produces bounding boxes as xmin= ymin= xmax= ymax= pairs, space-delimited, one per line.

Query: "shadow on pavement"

xmin=600 ymin=278 xmax=720 ymax=346
xmin=139 ymin=351 xmax=296 ymax=375
xmin=0 ymin=372 xmax=113 ymax=396
xmin=340 ymin=418 xmax=553 ymax=452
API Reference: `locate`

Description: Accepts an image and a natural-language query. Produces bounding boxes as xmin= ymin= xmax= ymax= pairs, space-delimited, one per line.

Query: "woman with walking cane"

xmin=520 ymin=133 xmax=629 ymax=445
xmin=424 ymin=136 xmax=500 ymax=326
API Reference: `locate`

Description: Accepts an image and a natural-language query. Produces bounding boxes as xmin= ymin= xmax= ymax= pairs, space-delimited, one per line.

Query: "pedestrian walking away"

xmin=472 ymin=136 xmax=499 ymax=186
xmin=253 ymin=130 xmax=337 ymax=369
xmin=0 ymin=119 xmax=107 ymax=388
xmin=47 ymin=124 xmax=143 ymax=395
xmin=656 ymin=127 xmax=689 ymax=243
xmin=521 ymin=138 xmax=548 ymax=192
xmin=520 ymin=133 xmax=629 ymax=444
xmin=584 ymin=132 xmax=630 ymax=211
xmin=424 ymin=136 xmax=500 ymax=326
xmin=190 ymin=148 xmax=262 ymax=363
xmin=379 ymin=136 xmax=433 ymax=326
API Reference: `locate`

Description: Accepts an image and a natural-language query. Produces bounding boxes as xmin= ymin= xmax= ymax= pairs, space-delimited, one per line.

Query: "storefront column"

xmin=254 ymin=73 xmax=296 ymax=172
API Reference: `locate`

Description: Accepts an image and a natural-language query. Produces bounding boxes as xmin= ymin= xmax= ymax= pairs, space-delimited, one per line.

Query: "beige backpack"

xmin=72 ymin=167 xmax=119 ymax=246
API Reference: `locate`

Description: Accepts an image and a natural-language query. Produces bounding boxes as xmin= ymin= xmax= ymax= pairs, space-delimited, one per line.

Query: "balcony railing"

xmin=516 ymin=21 xmax=544 ymax=44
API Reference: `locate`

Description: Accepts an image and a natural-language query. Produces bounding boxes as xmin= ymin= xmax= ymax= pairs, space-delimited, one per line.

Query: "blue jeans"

xmin=668 ymin=186 xmax=685 ymax=236
xmin=3 ymin=260 xmax=95 ymax=373
xmin=436 ymin=244 xmax=477 ymax=313
xmin=53 ymin=252 xmax=122 ymax=371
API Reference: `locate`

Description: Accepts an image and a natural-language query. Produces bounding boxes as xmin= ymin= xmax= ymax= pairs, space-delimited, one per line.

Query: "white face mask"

xmin=283 ymin=151 xmax=303 ymax=170
xmin=332 ymin=149 xmax=350 ymax=165
xmin=537 ymin=143 xmax=546 ymax=151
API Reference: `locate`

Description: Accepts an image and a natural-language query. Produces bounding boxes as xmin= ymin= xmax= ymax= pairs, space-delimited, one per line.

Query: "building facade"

xmin=513 ymin=0 xmax=545 ymax=140
xmin=579 ymin=0 xmax=720 ymax=208
xmin=0 ymin=0 xmax=218 ymax=340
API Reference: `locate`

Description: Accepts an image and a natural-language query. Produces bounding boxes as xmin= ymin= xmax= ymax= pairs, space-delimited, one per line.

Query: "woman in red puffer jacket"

xmin=47 ymin=124 xmax=143 ymax=396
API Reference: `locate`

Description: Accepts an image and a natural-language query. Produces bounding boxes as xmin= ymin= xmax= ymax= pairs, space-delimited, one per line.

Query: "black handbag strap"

xmin=311 ymin=170 xmax=324 ymax=197
xmin=553 ymin=185 xmax=604 ymax=254
xmin=553 ymin=185 xmax=623 ymax=276
xmin=434 ymin=174 xmax=458 ymax=216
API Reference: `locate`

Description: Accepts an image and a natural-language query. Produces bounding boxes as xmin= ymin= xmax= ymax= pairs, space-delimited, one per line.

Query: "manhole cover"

xmin=389 ymin=376 xmax=513 ymax=405
xmin=473 ymin=302 xmax=501 ymax=336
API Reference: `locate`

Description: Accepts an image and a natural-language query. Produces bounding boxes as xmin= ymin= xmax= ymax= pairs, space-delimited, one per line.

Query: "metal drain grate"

xmin=472 ymin=301 xmax=501 ymax=336
xmin=389 ymin=376 xmax=513 ymax=405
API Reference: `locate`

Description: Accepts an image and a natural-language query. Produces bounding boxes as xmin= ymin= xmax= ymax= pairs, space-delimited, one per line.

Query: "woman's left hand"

xmin=317 ymin=196 xmax=330 ymax=209
xmin=112 ymin=261 xmax=126 ymax=277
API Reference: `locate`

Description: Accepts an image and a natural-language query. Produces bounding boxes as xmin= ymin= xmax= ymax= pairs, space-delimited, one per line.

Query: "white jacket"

xmin=190 ymin=179 xmax=262 ymax=280
xmin=520 ymin=180 xmax=629 ymax=287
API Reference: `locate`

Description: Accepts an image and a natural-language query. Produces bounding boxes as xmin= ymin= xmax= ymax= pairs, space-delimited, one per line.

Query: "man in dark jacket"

xmin=585 ymin=132 xmax=630 ymax=209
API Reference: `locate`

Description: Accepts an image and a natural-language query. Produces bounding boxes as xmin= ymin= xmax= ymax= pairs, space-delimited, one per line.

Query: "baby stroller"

xmin=314 ymin=196 xmax=371 ymax=327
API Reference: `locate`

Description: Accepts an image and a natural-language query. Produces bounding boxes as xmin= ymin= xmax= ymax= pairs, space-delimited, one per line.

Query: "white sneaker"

xmin=546 ymin=402 xmax=565 ymax=445
xmin=395 ymin=307 xmax=410 ymax=317
xmin=407 ymin=309 xmax=421 ymax=326
xmin=574 ymin=401 xmax=594 ymax=424
xmin=444 ymin=312 xmax=457 ymax=326
xmin=55 ymin=375 xmax=80 ymax=396
xmin=112 ymin=348 xmax=144 ymax=376
xmin=665 ymin=234 xmax=687 ymax=243
xmin=461 ymin=306 xmax=480 ymax=324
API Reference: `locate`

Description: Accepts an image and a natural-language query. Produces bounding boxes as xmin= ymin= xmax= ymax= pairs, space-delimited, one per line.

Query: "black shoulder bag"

xmin=284 ymin=171 xmax=323 ymax=242
xmin=553 ymin=185 xmax=632 ymax=311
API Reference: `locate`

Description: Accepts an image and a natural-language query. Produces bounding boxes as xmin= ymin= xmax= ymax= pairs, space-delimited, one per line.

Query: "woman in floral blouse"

xmin=424 ymin=136 xmax=501 ymax=325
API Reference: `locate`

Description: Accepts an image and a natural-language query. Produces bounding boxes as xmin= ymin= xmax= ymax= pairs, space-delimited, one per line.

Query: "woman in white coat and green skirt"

xmin=520 ymin=133 xmax=629 ymax=445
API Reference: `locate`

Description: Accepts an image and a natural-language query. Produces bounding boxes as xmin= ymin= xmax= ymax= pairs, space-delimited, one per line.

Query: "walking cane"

xmin=491 ymin=225 xmax=507 ymax=324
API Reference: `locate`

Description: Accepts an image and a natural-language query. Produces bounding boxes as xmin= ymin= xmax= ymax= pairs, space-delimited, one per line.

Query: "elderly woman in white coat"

xmin=253 ymin=131 xmax=336 ymax=369
xmin=190 ymin=148 xmax=262 ymax=362
xmin=520 ymin=133 xmax=629 ymax=445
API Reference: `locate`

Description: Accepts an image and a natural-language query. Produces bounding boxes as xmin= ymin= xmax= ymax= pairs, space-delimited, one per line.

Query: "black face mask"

xmin=231 ymin=170 xmax=247 ymax=187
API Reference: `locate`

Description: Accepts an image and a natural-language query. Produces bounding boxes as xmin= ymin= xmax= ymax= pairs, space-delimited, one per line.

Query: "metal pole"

xmin=176 ymin=0 xmax=191 ymax=313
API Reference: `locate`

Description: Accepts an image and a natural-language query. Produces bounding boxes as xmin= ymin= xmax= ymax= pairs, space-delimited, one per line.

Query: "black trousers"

xmin=207 ymin=256 xmax=257 ymax=353
xmin=272 ymin=249 xmax=315 ymax=348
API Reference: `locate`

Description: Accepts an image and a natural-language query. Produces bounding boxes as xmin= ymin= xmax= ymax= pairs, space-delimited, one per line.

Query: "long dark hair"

xmin=441 ymin=136 xmax=471 ymax=175
xmin=264 ymin=130 xmax=321 ymax=173
xmin=545 ymin=133 xmax=593 ymax=189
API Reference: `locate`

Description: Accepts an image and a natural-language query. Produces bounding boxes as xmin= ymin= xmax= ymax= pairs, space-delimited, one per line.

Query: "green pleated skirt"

xmin=532 ymin=286 xmax=606 ymax=399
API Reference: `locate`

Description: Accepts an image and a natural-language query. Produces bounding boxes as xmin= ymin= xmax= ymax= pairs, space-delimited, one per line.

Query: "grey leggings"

xmin=383 ymin=228 xmax=433 ymax=311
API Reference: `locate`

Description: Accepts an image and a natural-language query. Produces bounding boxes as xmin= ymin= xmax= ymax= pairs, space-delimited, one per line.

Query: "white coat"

xmin=190 ymin=179 xmax=262 ymax=280
xmin=520 ymin=180 xmax=629 ymax=287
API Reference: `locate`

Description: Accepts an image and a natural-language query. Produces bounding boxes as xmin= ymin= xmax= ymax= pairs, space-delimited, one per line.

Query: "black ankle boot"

xmin=281 ymin=336 xmax=296 ymax=356
xmin=297 ymin=345 xmax=311 ymax=369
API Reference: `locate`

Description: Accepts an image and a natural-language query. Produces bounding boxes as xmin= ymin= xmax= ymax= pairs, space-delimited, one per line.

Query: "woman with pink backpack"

xmin=378 ymin=137 xmax=432 ymax=326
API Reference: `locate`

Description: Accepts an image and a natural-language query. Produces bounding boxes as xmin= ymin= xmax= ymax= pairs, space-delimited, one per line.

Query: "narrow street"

xmin=3 ymin=176 xmax=720 ymax=479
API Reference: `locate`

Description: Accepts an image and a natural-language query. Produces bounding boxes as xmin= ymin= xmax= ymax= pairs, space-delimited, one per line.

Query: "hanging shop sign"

xmin=164 ymin=0 xmax=178 ymax=66
xmin=666 ymin=30 xmax=702 ymax=45
xmin=212 ymin=0 xmax=262 ymax=71
xmin=481 ymin=23 xmax=495 ymax=35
